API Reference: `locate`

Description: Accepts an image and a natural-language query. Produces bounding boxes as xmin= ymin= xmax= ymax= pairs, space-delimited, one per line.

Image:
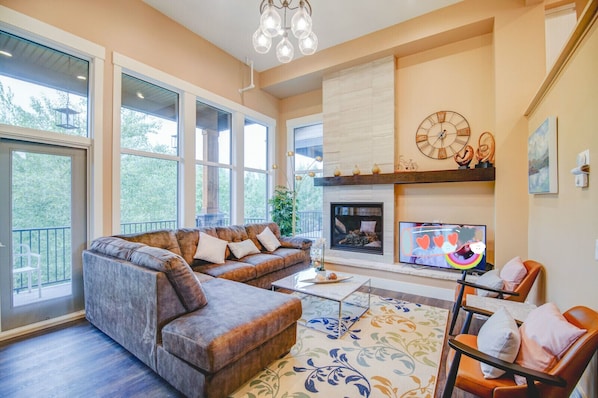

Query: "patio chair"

xmin=13 ymin=243 xmax=42 ymax=298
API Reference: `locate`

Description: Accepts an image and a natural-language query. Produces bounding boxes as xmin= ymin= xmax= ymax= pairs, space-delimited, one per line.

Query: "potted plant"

xmin=269 ymin=185 xmax=299 ymax=237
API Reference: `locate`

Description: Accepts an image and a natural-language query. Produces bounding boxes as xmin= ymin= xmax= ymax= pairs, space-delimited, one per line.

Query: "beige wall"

xmin=527 ymin=13 xmax=598 ymax=312
xmin=529 ymin=9 xmax=598 ymax=397
xmin=396 ymin=33 xmax=497 ymax=264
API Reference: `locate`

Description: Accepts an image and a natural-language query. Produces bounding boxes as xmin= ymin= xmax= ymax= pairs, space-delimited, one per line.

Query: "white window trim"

xmin=285 ymin=113 xmax=323 ymax=185
xmin=0 ymin=5 xmax=106 ymax=242
xmin=112 ymin=52 xmax=276 ymax=231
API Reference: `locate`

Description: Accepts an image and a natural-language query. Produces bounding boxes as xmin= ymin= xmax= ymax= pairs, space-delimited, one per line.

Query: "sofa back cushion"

xmin=90 ymin=236 xmax=146 ymax=261
xmin=129 ymin=246 xmax=208 ymax=312
xmin=118 ymin=229 xmax=183 ymax=257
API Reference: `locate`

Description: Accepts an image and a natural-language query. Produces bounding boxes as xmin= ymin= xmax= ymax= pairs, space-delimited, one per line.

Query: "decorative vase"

xmin=372 ymin=163 xmax=381 ymax=174
xmin=334 ymin=167 xmax=341 ymax=177
xmin=312 ymin=238 xmax=326 ymax=272
xmin=352 ymin=165 xmax=361 ymax=176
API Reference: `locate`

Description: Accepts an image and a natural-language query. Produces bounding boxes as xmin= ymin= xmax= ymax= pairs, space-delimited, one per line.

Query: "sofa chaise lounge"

xmin=83 ymin=222 xmax=311 ymax=398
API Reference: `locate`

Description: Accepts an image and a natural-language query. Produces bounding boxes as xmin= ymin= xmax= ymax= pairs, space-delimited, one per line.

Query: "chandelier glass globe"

xmin=299 ymin=31 xmax=318 ymax=55
xmin=252 ymin=28 xmax=272 ymax=54
xmin=291 ymin=6 xmax=312 ymax=39
xmin=260 ymin=4 xmax=282 ymax=38
xmin=276 ymin=33 xmax=294 ymax=63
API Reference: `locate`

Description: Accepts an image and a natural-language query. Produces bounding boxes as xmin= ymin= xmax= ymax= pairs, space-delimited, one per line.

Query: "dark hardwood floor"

xmin=0 ymin=288 xmax=482 ymax=398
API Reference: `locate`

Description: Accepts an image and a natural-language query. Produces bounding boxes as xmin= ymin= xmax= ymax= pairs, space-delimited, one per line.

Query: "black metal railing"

xmin=12 ymin=210 xmax=323 ymax=293
xmin=12 ymin=226 xmax=72 ymax=293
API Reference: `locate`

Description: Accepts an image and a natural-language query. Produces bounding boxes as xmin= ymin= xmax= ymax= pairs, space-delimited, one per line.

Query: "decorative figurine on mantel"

xmin=352 ymin=165 xmax=361 ymax=176
xmin=395 ymin=155 xmax=418 ymax=172
xmin=454 ymin=144 xmax=474 ymax=169
xmin=475 ymin=131 xmax=496 ymax=168
xmin=371 ymin=163 xmax=381 ymax=174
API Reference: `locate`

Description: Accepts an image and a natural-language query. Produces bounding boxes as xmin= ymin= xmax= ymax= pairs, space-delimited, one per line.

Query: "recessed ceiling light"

xmin=76 ymin=75 xmax=87 ymax=80
xmin=0 ymin=50 xmax=12 ymax=57
xmin=136 ymin=91 xmax=144 ymax=99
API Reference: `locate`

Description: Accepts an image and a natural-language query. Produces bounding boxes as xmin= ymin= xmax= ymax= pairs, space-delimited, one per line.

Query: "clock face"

xmin=415 ymin=111 xmax=471 ymax=159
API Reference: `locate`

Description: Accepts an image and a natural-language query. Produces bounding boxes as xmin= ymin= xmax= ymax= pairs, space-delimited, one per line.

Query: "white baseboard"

xmin=0 ymin=310 xmax=86 ymax=342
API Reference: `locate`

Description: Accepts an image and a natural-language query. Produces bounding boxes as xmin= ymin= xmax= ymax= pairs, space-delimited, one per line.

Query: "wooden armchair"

xmin=442 ymin=305 xmax=598 ymax=398
xmin=448 ymin=259 xmax=543 ymax=335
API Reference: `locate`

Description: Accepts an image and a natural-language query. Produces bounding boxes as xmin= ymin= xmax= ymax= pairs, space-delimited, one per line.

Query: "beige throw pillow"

xmin=257 ymin=226 xmax=281 ymax=252
xmin=228 ymin=239 xmax=260 ymax=259
xmin=193 ymin=232 xmax=228 ymax=264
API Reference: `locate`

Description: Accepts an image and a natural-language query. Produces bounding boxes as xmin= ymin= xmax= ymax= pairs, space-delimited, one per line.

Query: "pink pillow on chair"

xmin=499 ymin=256 xmax=527 ymax=291
xmin=514 ymin=302 xmax=586 ymax=385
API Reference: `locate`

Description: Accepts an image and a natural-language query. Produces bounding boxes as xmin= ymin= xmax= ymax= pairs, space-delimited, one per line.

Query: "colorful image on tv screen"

xmin=399 ymin=222 xmax=486 ymax=271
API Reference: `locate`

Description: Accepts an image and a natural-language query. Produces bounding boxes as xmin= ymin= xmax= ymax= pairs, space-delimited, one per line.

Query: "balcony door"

xmin=0 ymin=139 xmax=86 ymax=331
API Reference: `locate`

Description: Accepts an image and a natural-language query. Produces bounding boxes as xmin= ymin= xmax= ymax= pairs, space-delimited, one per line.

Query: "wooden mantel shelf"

xmin=314 ymin=167 xmax=495 ymax=186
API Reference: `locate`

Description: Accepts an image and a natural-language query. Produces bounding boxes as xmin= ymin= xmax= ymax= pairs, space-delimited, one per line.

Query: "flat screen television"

xmin=398 ymin=221 xmax=488 ymax=273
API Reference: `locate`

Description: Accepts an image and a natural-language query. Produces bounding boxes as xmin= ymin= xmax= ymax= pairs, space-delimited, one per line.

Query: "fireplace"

xmin=330 ymin=202 xmax=383 ymax=255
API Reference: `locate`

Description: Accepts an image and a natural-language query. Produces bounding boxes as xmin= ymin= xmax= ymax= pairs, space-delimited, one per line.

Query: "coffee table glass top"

xmin=271 ymin=269 xmax=371 ymax=301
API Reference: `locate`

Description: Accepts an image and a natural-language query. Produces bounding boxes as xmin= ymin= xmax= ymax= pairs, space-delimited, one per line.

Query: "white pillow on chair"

xmin=476 ymin=306 xmax=521 ymax=378
xmin=475 ymin=270 xmax=504 ymax=297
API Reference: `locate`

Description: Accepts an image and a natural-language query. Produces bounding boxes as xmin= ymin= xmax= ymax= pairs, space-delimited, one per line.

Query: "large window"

xmin=0 ymin=30 xmax=89 ymax=135
xmin=294 ymin=122 xmax=323 ymax=238
xmin=120 ymin=74 xmax=179 ymax=233
xmin=195 ymin=101 xmax=231 ymax=227
xmin=244 ymin=120 xmax=269 ymax=223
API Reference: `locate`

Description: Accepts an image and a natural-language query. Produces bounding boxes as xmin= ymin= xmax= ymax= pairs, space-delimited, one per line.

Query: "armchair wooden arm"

xmin=443 ymin=338 xmax=565 ymax=398
xmin=456 ymin=279 xmax=520 ymax=299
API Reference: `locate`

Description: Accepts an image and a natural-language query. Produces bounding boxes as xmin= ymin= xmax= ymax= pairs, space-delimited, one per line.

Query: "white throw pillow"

xmin=228 ymin=239 xmax=260 ymax=259
xmin=475 ymin=270 xmax=504 ymax=298
xmin=193 ymin=232 xmax=228 ymax=264
xmin=477 ymin=306 xmax=521 ymax=379
xmin=257 ymin=226 xmax=281 ymax=252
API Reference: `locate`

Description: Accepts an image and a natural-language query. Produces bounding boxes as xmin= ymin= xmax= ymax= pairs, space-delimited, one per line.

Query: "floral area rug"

xmin=229 ymin=293 xmax=448 ymax=398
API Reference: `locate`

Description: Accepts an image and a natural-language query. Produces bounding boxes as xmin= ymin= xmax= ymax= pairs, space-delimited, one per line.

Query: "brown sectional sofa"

xmin=83 ymin=222 xmax=311 ymax=398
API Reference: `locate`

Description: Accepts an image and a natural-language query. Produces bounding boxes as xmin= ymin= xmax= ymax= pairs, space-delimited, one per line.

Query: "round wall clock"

xmin=415 ymin=110 xmax=471 ymax=160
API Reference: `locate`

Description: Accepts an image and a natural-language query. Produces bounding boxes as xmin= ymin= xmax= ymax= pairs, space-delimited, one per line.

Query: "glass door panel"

xmin=0 ymin=139 xmax=86 ymax=331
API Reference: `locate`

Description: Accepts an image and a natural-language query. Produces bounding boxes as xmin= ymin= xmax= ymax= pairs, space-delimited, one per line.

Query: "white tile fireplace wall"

xmin=322 ymin=56 xmax=395 ymax=265
xmin=321 ymin=56 xmax=459 ymax=300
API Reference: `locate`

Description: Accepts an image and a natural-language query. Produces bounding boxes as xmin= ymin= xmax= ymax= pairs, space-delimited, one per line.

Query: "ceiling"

xmin=142 ymin=0 xmax=462 ymax=73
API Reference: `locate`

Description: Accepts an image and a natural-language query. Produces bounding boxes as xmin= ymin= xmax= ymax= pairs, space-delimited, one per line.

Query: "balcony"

xmin=11 ymin=211 xmax=323 ymax=301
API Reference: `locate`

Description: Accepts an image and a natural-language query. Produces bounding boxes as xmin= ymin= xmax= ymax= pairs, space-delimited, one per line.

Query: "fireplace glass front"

xmin=330 ymin=202 xmax=383 ymax=255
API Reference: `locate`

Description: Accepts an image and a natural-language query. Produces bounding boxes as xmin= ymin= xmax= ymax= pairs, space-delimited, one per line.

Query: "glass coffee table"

xmin=272 ymin=269 xmax=371 ymax=338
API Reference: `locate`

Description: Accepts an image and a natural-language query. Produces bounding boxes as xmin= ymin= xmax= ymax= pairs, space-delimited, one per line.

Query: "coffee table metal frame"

xmin=272 ymin=269 xmax=371 ymax=339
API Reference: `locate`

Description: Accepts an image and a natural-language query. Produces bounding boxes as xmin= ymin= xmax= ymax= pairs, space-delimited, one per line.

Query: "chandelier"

xmin=252 ymin=0 xmax=318 ymax=64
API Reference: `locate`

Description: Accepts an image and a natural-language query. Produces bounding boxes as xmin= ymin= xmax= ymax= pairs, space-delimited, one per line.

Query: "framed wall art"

xmin=528 ymin=116 xmax=558 ymax=194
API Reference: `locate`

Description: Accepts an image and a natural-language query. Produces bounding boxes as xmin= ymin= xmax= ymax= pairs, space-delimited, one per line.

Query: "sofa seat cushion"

xmin=240 ymin=253 xmax=285 ymax=277
xmin=271 ymin=247 xmax=307 ymax=268
xmin=194 ymin=260 xmax=257 ymax=283
xmin=161 ymin=278 xmax=301 ymax=373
